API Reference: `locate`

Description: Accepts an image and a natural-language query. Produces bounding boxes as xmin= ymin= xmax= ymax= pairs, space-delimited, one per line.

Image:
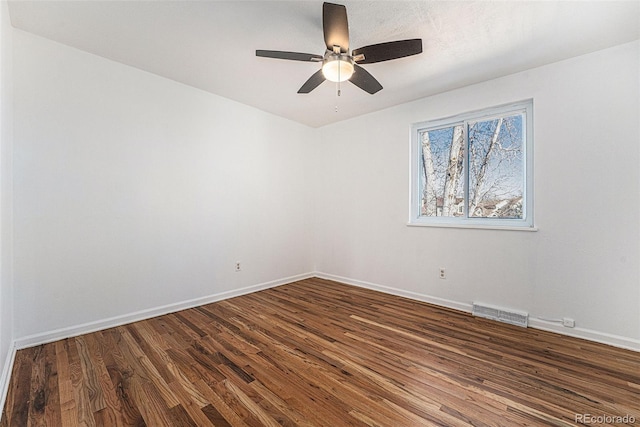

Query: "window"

xmin=409 ymin=100 xmax=533 ymax=229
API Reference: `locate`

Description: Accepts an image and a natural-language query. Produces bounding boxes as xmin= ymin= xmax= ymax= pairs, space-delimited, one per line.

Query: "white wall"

xmin=314 ymin=41 xmax=640 ymax=348
xmin=12 ymin=30 xmax=315 ymax=339
xmin=7 ymin=26 xmax=640 ymax=351
xmin=0 ymin=0 xmax=15 ymax=393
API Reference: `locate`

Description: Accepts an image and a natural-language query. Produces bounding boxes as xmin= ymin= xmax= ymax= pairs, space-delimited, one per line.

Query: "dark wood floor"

xmin=2 ymin=278 xmax=639 ymax=426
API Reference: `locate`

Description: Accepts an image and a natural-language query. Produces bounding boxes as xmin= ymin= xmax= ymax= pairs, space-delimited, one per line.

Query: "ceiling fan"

xmin=256 ymin=2 xmax=423 ymax=95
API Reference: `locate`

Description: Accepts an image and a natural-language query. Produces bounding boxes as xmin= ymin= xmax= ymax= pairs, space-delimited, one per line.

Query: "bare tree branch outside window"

xmin=419 ymin=113 xmax=524 ymax=220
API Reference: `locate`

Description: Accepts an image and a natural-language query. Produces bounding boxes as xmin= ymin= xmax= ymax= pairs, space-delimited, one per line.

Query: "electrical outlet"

xmin=235 ymin=262 xmax=241 ymax=272
xmin=562 ymin=317 xmax=575 ymax=328
xmin=439 ymin=268 xmax=446 ymax=279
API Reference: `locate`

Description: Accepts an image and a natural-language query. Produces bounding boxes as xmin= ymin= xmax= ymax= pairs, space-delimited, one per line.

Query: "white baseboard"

xmin=314 ymin=272 xmax=640 ymax=352
xmin=7 ymin=270 xmax=640 ymax=364
xmin=314 ymin=272 xmax=473 ymax=313
xmin=0 ymin=341 xmax=17 ymax=418
xmin=14 ymin=272 xmax=314 ymax=350
xmin=528 ymin=318 xmax=640 ymax=352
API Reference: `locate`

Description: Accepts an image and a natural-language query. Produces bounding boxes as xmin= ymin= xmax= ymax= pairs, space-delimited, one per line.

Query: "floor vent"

xmin=472 ymin=303 xmax=529 ymax=328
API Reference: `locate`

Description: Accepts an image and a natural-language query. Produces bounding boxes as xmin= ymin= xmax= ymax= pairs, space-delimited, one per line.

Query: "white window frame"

xmin=409 ymin=100 xmax=534 ymax=230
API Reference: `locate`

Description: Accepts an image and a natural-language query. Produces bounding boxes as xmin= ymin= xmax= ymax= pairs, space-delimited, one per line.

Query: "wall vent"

xmin=472 ymin=303 xmax=528 ymax=328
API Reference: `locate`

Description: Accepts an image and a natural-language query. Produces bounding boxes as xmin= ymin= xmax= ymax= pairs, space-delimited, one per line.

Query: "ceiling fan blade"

xmin=323 ymin=2 xmax=349 ymax=53
xmin=350 ymin=64 xmax=382 ymax=94
xmin=352 ymin=39 xmax=423 ymax=64
xmin=298 ymin=69 xmax=326 ymax=94
xmin=256 ymin=50 xmax=323 ymax=62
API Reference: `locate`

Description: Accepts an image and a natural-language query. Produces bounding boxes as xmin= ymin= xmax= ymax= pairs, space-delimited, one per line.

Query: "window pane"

xmin=419 ymin=125 xmax=464 ymax=217
xmin=468 ymin=114 xmax=524 ymax=219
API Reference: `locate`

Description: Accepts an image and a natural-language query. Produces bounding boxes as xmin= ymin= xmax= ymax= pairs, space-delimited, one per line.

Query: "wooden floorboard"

xmin=2 ymin=278 xmax=639 ymax=426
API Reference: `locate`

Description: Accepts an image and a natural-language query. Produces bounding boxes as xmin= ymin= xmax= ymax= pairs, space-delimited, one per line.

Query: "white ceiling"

xmin=8 ymin=0 xmax=640 ymax=128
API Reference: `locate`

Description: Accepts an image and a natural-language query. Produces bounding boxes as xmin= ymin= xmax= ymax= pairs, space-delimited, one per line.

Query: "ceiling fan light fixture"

xmin=322 ymin=55 xmax=354 ymax=82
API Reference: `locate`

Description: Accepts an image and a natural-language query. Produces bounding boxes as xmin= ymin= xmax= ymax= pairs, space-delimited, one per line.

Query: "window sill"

xmin=406 ymin=222 xmax=538 ymax=232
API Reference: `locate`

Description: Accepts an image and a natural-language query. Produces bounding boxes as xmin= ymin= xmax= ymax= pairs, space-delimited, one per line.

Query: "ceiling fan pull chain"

xmin=337 ymin=59 xmax=341 ymax=97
